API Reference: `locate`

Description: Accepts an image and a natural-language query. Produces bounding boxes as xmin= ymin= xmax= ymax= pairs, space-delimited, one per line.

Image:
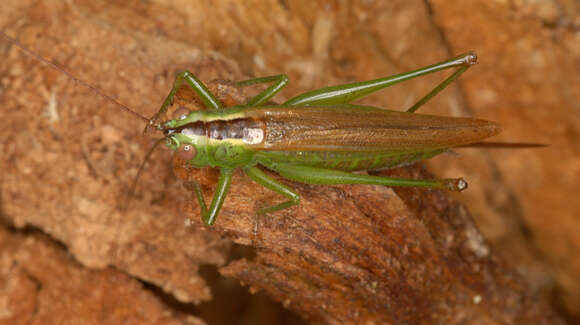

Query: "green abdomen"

xmin=256 ymin=149 xmax=445 ymax=171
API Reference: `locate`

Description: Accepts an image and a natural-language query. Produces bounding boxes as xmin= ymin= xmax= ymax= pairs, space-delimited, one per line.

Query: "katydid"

xmin=150 ymin=52 xmax=500 ymax=225
xmin=1 ymin=31 xmax=500 ymax=226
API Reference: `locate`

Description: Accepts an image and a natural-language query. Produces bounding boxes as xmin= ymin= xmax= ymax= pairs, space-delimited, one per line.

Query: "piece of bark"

xmin=0 ymin=0 xmax=575 ymax=323
xmin=186 ymin=167 xmax=559 ymax=324
xmin=0 ymin=225 xmax=204 ymax=324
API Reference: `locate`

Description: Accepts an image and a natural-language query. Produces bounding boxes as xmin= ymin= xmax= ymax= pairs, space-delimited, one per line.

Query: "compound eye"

xmin=172 ymin=106 xmax=191 ymax=120
xmin=178 ymin=144 xmax=197 ymax=161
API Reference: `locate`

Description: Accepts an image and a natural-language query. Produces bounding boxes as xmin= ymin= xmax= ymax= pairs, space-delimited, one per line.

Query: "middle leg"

xmin=235 ymin=74 xmax=289 ymax=106
xmin=244 ymin=166 xmax=300 ymax=215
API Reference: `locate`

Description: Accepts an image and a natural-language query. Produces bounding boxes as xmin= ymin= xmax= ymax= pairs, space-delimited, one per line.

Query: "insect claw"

xmin=466 ymin=52 xmax=477 ymax=65
xmin=455 ymin=178 xmax=468 ymax=191
xmin=441 ymin=178 xmax=468 ymax=191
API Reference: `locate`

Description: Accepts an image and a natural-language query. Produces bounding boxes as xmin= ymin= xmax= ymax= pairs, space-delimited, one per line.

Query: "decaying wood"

xmin=166 ymin=83 xmax=563 ymax=323
xmin=179 ymin=161 xmax=564 ymax=324
xmin=0 ymin=0 xmax=576 ymax=324
xmin=0 ymin=225 xmax=202 ymax=324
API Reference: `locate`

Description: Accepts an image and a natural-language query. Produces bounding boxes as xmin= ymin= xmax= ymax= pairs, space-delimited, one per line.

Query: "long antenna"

xmin=120 ymin=137 xmax=167 ymax=213
xmin=1 ymin=30 xmax=150 ymax=123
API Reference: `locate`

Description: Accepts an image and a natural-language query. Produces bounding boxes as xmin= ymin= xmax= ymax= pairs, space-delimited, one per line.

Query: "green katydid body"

xmin=148 ymin=51 xmax=499 ymax=225
xmin=165 ymin=104 xmax=498 ymax=172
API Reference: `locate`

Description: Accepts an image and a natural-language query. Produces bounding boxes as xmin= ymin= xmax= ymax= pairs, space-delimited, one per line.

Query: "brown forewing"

xmin=245 ymin=105 xmax=501 ymax=152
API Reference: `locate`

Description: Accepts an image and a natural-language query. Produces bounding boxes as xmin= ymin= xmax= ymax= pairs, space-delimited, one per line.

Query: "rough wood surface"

xmin=0 ymin=0 xmax=577 ymax=324
xmin=0 ymin=226 xmax=200 ymax=324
